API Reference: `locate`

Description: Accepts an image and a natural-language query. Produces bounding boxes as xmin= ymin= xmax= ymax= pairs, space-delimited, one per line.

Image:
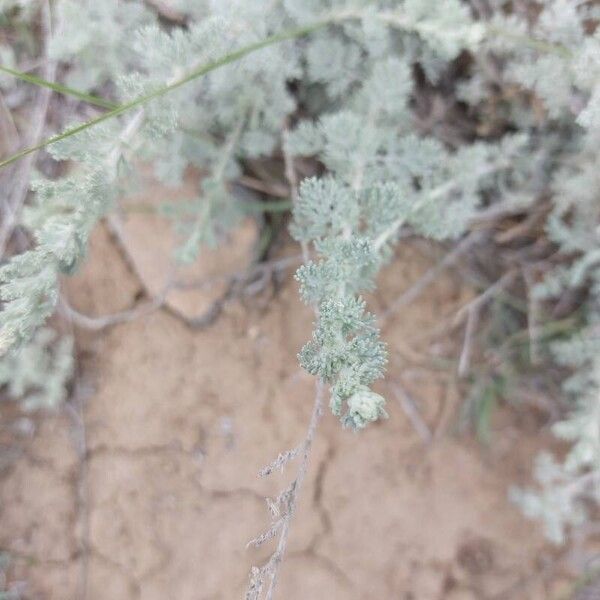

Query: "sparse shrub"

xmin=1 ymin=0 xmax=600 ymax=595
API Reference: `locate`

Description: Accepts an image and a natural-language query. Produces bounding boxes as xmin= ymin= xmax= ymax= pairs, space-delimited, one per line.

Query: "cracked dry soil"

xmin=0 ymin=216 xmax=574 ymax=599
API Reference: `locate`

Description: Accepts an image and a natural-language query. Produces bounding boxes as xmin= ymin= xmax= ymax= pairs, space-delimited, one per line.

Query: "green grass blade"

xmin=0 ymin=64 xmax=118 ymax=109
xmin=0 ymin=20 xmax=330 ymax=170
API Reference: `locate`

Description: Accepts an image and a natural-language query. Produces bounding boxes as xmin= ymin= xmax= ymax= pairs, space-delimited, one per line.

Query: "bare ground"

xmin=0 ymin=213 xmax=577 ymax=599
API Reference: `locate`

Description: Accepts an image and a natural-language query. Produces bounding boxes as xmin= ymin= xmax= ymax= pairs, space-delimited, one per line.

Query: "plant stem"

xmin=0 ymin=64 xmax=118 ymax=109
xmin=264 ymin=379 xmax=324 ymax=600
xmin=0 ymin=0 xmax=55 ymax=257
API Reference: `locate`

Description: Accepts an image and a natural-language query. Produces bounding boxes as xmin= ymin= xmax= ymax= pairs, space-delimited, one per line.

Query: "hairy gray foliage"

xmin=1 ymin=0 xmax=600 ymax=558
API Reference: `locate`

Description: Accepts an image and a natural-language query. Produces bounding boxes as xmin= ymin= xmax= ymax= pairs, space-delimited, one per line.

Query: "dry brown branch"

xmin=247 ymin=130 xmax=322 ymax=598
xmin=238 ymin=175 xmax=289 ymax=198
xmin=246 ymin=380 xmax=325 ymax=600
xmin=58 ymin=291 xmax=168 ymax=331
xmin=454 ymin=269 xmax=517 ymax=324
xmin=458 ymin=304 xmax=480 ymax=378
xmin=389 ymin=381 xmax=432 ymax=444
xmin=0 ymin=92 xmax=19 ymax=157
xmin=381 ymin=231 xmax=485 ymax=326
xmin=454 ymin=269 xmax=517 ymax=377
xmin=522 ymin=266 xmax=542 ymax=365
xmin=0 ymin=0 xmax=57 ymax=257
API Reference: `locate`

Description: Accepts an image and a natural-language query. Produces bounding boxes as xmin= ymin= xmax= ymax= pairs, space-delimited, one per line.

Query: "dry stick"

xmin=105 ymin=212 xmax=166 ymax=292
xmin=173 ymin=254 xmax=304 ymax=291
xmin=454 ymin=269 xmax=518 ymax=323
xmin=389 ymin=381 xmax=432 ymax=444
xmin=105 ymin=112 xmax=241 ymax=326
xmin=282 ymin=127 xmax=299 ymax=204
xmin=0 ymin=0 xmax=56 ymax=258
xmin=282 ymin=125 xmax=308 ymax=260
xmin=107 ymin=168 xmax=303 ymax=329
xmin=238 ymin=175 xmax=289 ymax=198
xmin=57 ymin=255 xmax=305 ymax=331
xmin=380 ymin=231 xmax=485 ymax=326
xmin=469 ymin=199 xmax=531 ymax=224
xmin=247 ymin=128 xmax=323 ymax=600
xmin=455 ymin=269 xmax=518 ymax=377
xmin=264 ymin=380 xmax=324 ymax=600
xmin=58 ymin=291 xmax=168 ymax=331
xmin=0 ymin=92 xmax=19 ymax=155
xmin=522 ymin=266 xmax=542 ymax=365
xmin=458 ymin=306 xmax=480 ymax=378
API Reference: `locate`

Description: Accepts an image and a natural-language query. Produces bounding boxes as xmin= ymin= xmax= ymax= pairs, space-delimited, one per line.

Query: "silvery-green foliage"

xmin=126 ymin=3 xmax=300 ymax=259
xmin=0 ymin=328 xmax=73 ymax=410
xmin=2 ymin=0 xmax=600 ymax=565
xmin=509 ymin=452 xmax=589 ymax=544
xmin=286 ymin=0 xmax=498 ymax=428
xmin=48 ymin=0 xmax=154 ymax=91
xmin=0 ymin=0 xmax=532 ymax=438
xmin=470 ymin=1 xmax=600 ymax=544
xmin=289 ymin=69 xmax=527 ymax=429
xmin=0 ymin=0 xmax=483 ymax=355
xmin=289 ymin=138 xmax=519 ymax=429
xmin=297 ymin=0 xmax=483 ymax=97
xmin=0 ymin=167 xmax=116 ymax=351
xmin=292 ymin=179 xmax=388 ymax=428
xmin=509 ymin=355 xmax=600 ymax=544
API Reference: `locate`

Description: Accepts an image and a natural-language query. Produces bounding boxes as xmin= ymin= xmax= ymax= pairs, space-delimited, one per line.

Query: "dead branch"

xmin=246 ymin=380 xmax=325 ymax=600
xmin=0 ymin=0 xmax=57 ymax=257
xmin=381 ymin=231 xmax=485 ymax=326
xmin=389 ymin=381 xmax=432 ymax=444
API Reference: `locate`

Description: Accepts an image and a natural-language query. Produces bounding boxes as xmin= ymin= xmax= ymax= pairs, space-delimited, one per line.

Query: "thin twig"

xmin=105 ymin=212 xmax=304 ymax=329
xmin=458 ymin=305 xmax=480 ymax=378
xmin=281 ymin=126 xmax=298 ymax=203
xmin=58 ymin=291 xmax=168 ymax=331
xmin=238 ymin=175 xmax=289 ymax=198
xmin=282 ymin=124 xmax=310 ymax=265
xmin=246 ymin=122 xmax=324 ymax=600
xmin=0 ymin=92 xmax=19 ymax=155
xmin=264 ymin=380 xmax=324 ymax=600
xmin=0 ymin=0 xmax=56 ymax=257
xmin=522 ymin=266 xmax=542 ymax=365
xmin=172 ymin=254 xmax=304 ymax=292
xmin=454 ymin=269 xmax=517 ymax=323
xmin=381 ymin=231 xmax=485 ymax=326
xmin=248 ymin=129 xmax=322 ymax=599
xmin=104 ymin=212 xmax=169 ymax=296
xmin=455 ymin=269 xmax=517 ymax=377
xmin=389 ymin=381 xmax=432 ymax=444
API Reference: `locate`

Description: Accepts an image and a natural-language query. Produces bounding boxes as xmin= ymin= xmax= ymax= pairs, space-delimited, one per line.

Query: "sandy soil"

xmin=0 ymin=212 xmax=577 ymax=599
